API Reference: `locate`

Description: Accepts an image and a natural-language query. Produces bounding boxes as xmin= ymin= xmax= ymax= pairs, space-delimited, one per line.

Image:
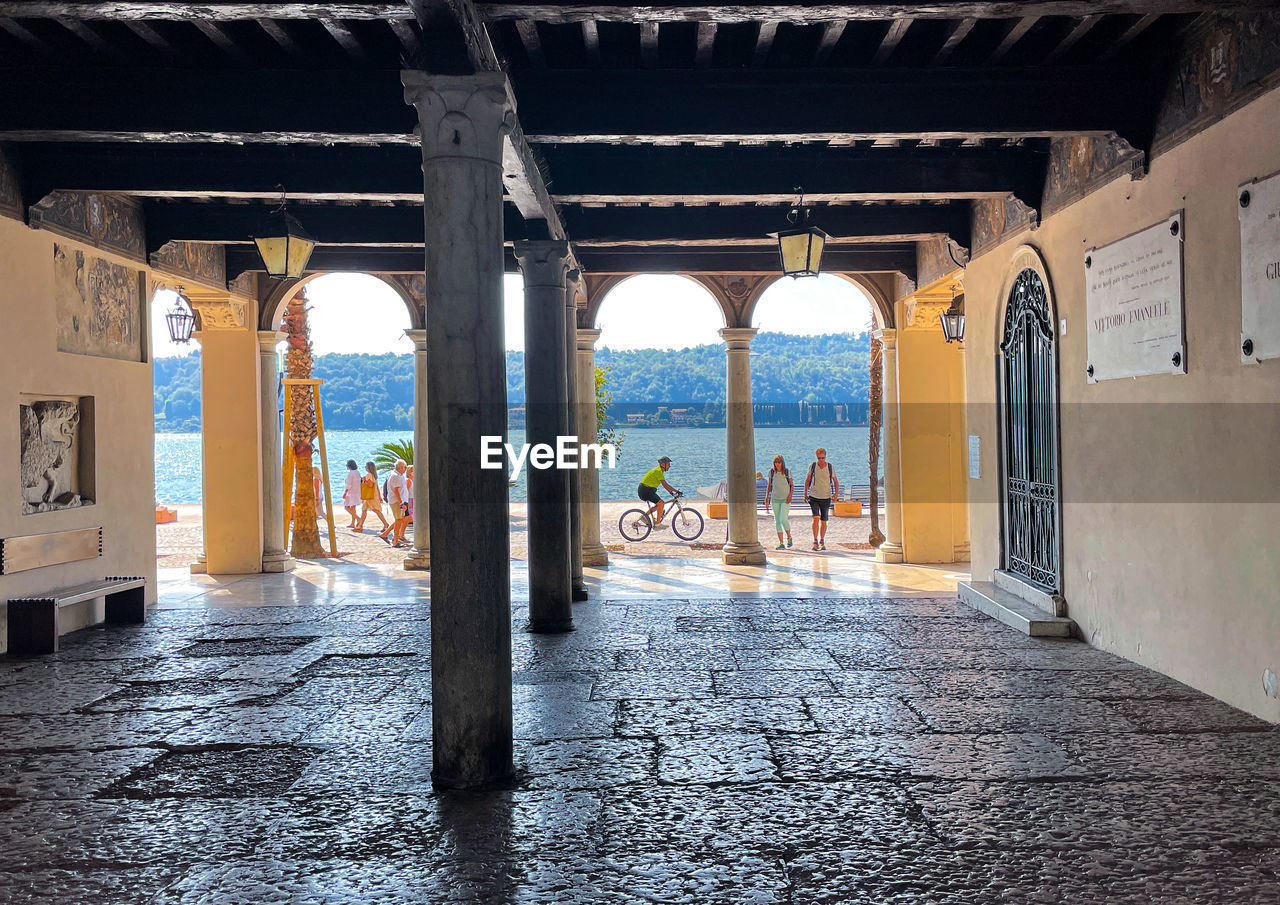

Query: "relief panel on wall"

xmin=1085 ymin=213 xmax=1187 ymax=383
xmin=54 ymin=243 xmax=145 ymax=362
xmin=20 ymin=397 xmax=95 ymax=515
xmin=1240 ymin=171 xmax=1280 ymax=363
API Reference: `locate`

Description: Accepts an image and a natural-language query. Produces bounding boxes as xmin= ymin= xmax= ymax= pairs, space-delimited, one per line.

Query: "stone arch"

xmin=258 ymin=272 xmax=425 ymax=332
xmin=585 ymin=273 xmax=730 ymax=329
xmin=741 ymin=272 xmax=893 ymax=331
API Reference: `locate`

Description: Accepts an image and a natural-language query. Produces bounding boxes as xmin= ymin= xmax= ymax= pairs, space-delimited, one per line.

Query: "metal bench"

xmin=8 ymin=576 xmax=146 ymax=656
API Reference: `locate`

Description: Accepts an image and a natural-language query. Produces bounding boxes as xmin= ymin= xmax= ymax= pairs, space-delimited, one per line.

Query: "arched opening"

xmin=998 ymin=250 xmax=1062 ymax=594
xmin=590 ymin=274 xmax=728 ymax=520
xmin=749 ymin=274 xmax=883 ymax=550
xmin=151 ymin=287 xmax=204 ymax=567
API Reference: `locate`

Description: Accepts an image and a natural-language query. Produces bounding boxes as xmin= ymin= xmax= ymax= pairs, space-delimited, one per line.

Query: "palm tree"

xmin=867 ymin=329 xmax=885 ymax=548
xmin=283 ymin=291 xmax=325 ymax=558
xmin=373 ymin=438 xmax=413 ymax=471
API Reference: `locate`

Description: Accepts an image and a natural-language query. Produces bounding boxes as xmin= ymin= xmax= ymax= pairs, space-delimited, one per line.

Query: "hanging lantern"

xmin=253 ymin=187 xmax=316 ymax=279
xmin=773 ymin=188 xmax=827 ymax=278
xmin=165 ymin=293 xmax=195 ymax=344
xmin=940 ymin=293 xmax=966 ymax=344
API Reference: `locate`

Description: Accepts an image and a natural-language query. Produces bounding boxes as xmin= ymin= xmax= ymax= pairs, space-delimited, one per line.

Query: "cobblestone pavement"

xmin=1 ymin=585 xmax=1278 ymax=904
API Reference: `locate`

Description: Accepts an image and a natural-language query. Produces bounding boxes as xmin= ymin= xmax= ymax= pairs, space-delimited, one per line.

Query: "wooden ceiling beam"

xmin=55 ymin=16 xmax=130 ymax=62
xmin=813 ymin=19 xmax=847 ymax=66
xmin=1098 ymin=12 xmax=1161 ymax=61
xmin=695 ymin=19 xmax=715 ymax=68
xmin=640 ymin=20 xmax=659 ymax=67
xmin=192 ymin=19 xmax=255 ymax=64
xmin=0 ymin=17 xmax=61 ymax=59
xmin=985 ymin=15 xmax=1038 ymax=64
xmin=1042 ymin=14 xmax=1101 ymax=64
xmin=0 ymin=1 xmax=1261 ymax=20
xmin=751 ymin=20 xmax=777 ymax=67
xmin=930 ymin=16 xmax=974 ymax=64
xmin=515 ymin=17 xmax=546 ymax=66
xmin=318 ymin=17 xmax=368 ymax=61
xmin=387 ymin=18 xmax=422 ymax=57
xmin=123 ymin=19 xmax=182 ymax=60
xmin=257 ymin=17 xmax=305 ymax=56
xmin=581 ymin=17 xmax=600 ymax=64
xmin=870 ymin=17 xmax=911 ymax=65
xmin=471 ymin=2 xmax=1271 ymax=24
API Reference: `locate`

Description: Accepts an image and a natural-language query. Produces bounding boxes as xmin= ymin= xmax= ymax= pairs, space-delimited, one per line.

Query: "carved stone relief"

xmin=20 ymin=400 xmax=89 ymax=514
xmin=53 ymin=243 xmax=145 ymax=362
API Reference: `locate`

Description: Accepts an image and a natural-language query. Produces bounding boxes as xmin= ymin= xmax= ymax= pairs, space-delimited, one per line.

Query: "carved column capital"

xmin=256 ymin=330 xmax=286 ymax=353
xmin=873 ymin=327 xmax=898 ymax=351
xmin=576 ymin=328 xmax=602 ymax=353
xmin=719 ymin=326 xmax=758 ymax=352
xmin=513 ymin=240 xmax=572 ymax=290
xmin=401 ymin=71 xmax=515 ymax=165
xmin=404 ymin=328 xmax=428 ymax=353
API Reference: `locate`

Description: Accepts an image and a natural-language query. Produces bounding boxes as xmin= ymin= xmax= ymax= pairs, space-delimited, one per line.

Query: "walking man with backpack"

xmin=803 ymin=447 xmax=839 ymax=551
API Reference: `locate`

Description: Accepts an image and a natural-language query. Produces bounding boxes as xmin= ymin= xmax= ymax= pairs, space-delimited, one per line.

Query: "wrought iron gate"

xmin=999 ymin=268 xmax=1061 ymax=593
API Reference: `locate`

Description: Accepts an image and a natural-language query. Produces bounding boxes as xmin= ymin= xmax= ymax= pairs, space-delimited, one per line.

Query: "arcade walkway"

xmin=0 ymin=564 xmax=1276 ymax=903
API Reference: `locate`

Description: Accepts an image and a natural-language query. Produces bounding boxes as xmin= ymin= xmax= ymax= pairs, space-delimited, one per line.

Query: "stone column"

xmin=403 ymin=328 xmax=430 ymax=570
xmin=565 ymin=270 xmax=587 ymax=601
xmin=720 ymin=327 xmax=766 ymax=565
xmin=403 ymin=70 xmax=514 ymax=789
xmin=257 ymin=330 xmax=294 ymax=573
xmin=576 ymin=328 xmax=609 ymax=566
xmin=876 ymin=328 xmax=905 ymax=563
xmin=515 ymin=240 xmax=574 ymax=632
xmin=189 ymin=293 xmax=264 ymax=575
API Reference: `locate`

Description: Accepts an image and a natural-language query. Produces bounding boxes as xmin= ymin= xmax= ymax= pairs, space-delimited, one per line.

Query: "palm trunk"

xmin=868 ymin=331 xmax=885 ymax=548
xmin=284 ymin=293 xmax=324 ymax=558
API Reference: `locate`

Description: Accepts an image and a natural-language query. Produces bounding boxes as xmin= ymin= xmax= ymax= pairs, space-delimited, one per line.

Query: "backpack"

xmin=360 ymin=475 xmax=375 ymax=501
xmin=807 ymin=461 xmax=836 ymax=494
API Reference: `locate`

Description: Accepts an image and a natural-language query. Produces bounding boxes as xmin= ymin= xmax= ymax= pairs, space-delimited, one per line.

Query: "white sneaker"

xmin=653 ymin=523 xmax=669 ymax=531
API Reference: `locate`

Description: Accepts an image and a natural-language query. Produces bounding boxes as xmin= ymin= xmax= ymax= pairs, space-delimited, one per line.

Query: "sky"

xmin=152 ymin=271 xmax=874 ymax=359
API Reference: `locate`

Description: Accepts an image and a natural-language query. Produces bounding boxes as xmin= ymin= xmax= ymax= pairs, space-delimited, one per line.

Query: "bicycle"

xmin=618 ymin=490 xmax=705 ymax=542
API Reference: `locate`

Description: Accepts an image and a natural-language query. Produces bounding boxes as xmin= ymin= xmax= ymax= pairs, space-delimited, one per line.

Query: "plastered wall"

xmin=0 ymin=216 xmax=157 ymax=645
xmin=964 ymin=87 xmax=1280 ymax=721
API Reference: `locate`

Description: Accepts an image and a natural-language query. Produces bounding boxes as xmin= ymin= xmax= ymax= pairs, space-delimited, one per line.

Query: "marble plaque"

xmin=1240 ymin=171 xmax=1280 ymax=363
xmin=1085 ymin=214 xmax=1186 ymax=382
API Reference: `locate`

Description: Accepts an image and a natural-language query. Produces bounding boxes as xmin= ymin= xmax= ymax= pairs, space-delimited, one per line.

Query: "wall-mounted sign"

xmin=1085 ymin=213 xmax=1186 ymax=382
xmin=1240 ymin=171 xmax=1280 ymax=363
xmin=968 ymin=435 xmax=981 ymax=480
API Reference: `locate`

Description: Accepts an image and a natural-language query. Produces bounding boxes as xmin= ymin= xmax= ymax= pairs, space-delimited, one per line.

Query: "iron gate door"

xmin=1000 ymin=268 xmax=1061 ymax=593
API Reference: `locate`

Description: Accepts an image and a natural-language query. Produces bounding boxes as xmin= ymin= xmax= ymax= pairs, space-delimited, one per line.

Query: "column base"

xmin=572 ymin=585 xmax=589 ymax=602
xmin=581 ymin=543 xmax=610 ymax=567
xmin=527 ymin=618 xmax=575 ymax=634
xmin=261 ymin=550 xmax=296 ymax=573
xmin=402 ymin=548 xmax=431 ymax=571
xmin=876 ymin=542 xmax=905 ymax=564
xmin=953 ymin=542 xmax=971 ymax=563
xmin=189 ymin=554 xmax=208 ymax=575
xmin=722 ymin=541 xmax=767 ymax=565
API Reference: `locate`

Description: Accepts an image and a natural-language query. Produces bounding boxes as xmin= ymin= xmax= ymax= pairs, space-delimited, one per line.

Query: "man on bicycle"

xmin=638 ymin=456 xmax=679 ymax=530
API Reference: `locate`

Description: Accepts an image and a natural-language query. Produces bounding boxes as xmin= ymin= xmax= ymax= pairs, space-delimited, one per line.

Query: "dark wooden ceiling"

xmin=0 ymin=1 xmax=1270 ymax=279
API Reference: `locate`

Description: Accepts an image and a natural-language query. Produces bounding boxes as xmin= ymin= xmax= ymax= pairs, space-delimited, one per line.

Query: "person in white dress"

xmin=341 ymin=459 xmax=362 ymax=529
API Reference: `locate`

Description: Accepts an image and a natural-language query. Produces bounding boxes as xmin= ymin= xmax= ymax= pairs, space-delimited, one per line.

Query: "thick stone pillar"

xmin=575 ymin=328 xmax=609 ymax=567
xmin=189 ymin=294 xmax=264 ymax=575
xmin=565 ymin=271 xmax=587 ymax=600
xmin=720 ymin=327 xmax=766 ymax=565
xmin=403 ymin=71 xmax=514 ymax=789
xmin=403 ymin=328 xmax=430 ymax=570
xmin=257 ymin=330 xmax=294 ymax=573
xmin=876 ymin=328 xmax=905 ymax=563
xmin=515 ymin=240 xmax=574 ymax=632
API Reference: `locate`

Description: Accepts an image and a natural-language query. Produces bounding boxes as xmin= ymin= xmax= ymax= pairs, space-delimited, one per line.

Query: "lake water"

xmin=155 ymin=427 xmax=882 ymax=505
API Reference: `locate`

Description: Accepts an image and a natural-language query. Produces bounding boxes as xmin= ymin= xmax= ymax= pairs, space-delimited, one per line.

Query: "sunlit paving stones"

xmin=0 ymin=573 xmax=1276 ymax=904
